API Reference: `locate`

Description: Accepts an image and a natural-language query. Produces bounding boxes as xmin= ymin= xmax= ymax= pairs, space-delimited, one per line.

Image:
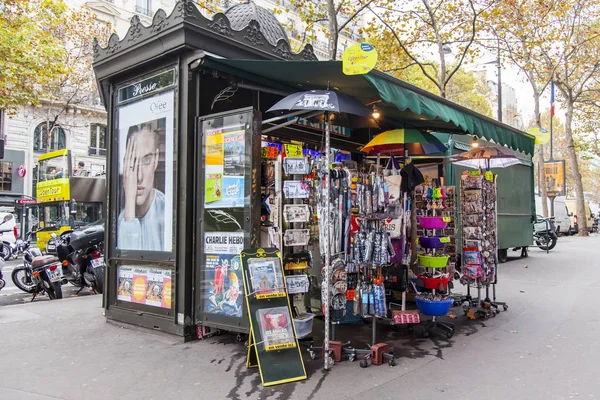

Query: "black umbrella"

xmin=267 ymin=90 xmax=372 ymax=118
xmin=267 ymin=89 xmax=371 ymax=371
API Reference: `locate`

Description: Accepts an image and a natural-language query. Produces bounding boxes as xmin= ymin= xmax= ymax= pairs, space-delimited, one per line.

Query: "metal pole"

xmin=323 ymin=111 xmax=331 ymax=370
xmin=550 ymin=95 xmax=554 ymax=162
xmin=497 ymin=45 xmax=502 ymax=122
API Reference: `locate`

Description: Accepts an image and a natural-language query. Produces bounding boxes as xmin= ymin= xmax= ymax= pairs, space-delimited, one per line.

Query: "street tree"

xmin=279 ymin=0 xmax=378 ymax=60
xmin=485 ymin=0 xmax=565 ymax=217
xmin=33 ymin=3 xmax=112 ymax=149
xmin=0 ymin=0 xmax=68 ymax=111
xmin=545 ymin=0 xmax=600 ymax=234
xmin=363 ymin=0 xmax=496 ymax=98
xmin=370 ymin=38 xmax=493 ymax=116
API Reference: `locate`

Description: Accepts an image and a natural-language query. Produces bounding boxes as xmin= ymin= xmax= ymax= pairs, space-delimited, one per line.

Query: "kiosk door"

xmin=194 ymin=107 xmax=261 ymax=333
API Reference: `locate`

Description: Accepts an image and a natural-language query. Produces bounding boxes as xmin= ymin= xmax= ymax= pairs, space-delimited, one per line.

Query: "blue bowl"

xmin=415 ymin=297 xmax=454 ymax=317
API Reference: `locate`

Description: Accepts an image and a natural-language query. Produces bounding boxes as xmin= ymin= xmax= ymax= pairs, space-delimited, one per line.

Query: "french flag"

xmin=551 ymin=81 xmax=555 ymax=117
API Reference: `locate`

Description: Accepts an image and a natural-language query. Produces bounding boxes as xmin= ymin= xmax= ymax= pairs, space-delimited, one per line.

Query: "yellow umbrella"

xmin=361 ymin=128 xmax=447 ymax=155
xmin=527 ymin=127 xmax=550 ymax=145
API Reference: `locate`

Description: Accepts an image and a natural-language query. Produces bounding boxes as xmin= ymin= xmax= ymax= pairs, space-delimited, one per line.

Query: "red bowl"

xmin=419 ymin=275 xmax=450 ymax=290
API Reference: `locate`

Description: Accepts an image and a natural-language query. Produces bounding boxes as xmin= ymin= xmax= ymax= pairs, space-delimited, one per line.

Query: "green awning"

xmin=198 ymin=57 xmax=534 ymax=155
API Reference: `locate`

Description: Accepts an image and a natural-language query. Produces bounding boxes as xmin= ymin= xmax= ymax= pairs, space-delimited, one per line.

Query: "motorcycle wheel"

xmin=11 ymin=267 xmax=37 ymax=293
xmin=0 ymin=242 xmax=12 ymax=261
xmin=46 ymin=281 xmax=63 ymax=300
xmin=537 ymin=234 xmax=554 ymax=251
xmin=93 ymin=266 xmax=104 ymax=294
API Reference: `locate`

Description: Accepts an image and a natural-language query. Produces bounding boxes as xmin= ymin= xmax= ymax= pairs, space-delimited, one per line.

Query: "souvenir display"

xmin=459 ymin=170 xmax=507 ymax=319
xmin=460 ymin=171 xmax=497 ymax=286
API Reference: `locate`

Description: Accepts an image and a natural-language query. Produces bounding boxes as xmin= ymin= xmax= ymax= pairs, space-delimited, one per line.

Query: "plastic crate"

xmin=293 ymin=313 xmax=315 ymax=339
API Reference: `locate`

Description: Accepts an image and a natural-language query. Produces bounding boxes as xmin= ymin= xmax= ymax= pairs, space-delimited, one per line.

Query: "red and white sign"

xmin=17 ymin=164 xmax=26 ymax=178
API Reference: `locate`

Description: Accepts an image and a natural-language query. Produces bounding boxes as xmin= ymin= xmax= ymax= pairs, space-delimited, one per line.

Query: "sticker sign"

xmin=284 ymin=229 xmax=310 ymax=246
xmin=284 ymin=144 xmax=303 ymax=157
xmin=283 ymin=157 xmax=310 ymax=175
xmin=285 ymin=275 xmax=309 ymax=294
xmin=283 ymin=205 xmax=310 ymax=223
xmin=283 ymin=181 xmax=310 ymax=199
xmin=342 ymin=43 xmax=378 ymax=75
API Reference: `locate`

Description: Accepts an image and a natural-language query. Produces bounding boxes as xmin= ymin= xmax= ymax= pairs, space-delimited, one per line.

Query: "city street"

xmin=1 ymin=258 xmax=97 ymax=306
xmin=1 ymin=236 xmax=599 ymax=399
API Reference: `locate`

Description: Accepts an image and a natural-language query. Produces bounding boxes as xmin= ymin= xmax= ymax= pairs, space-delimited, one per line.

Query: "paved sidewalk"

xmin=1 ymin=237 xmax=600 ymax=399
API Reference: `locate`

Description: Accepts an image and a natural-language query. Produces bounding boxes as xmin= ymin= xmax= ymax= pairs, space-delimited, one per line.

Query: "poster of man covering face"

xmin=117 ymin=90 xmax=174 ymax=252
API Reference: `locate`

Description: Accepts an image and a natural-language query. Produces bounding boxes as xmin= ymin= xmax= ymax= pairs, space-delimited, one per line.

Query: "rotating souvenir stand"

xmin=314 ymin=158 xmax=396 ymax=367
xmin=459 ymin=171 xmax=508 ymax=320
xmin=414 ymin=183 xmax=456 ymax=339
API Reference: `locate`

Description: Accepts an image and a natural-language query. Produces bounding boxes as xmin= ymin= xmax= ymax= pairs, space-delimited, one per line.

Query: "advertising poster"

xmin=544 ymin=160 xmax=566 ymax=196
xmin=256 ymin=307 xmax=296 ymax=351
xmin=117 ymin=265 xmax=172 ymax=309
xmin=204 ymin=123 xmax=246 ymax=209
xmin=203 ymin=231 xmax=245 ymax=318
xmin=116 ymin=89 xmax=175 ymax=252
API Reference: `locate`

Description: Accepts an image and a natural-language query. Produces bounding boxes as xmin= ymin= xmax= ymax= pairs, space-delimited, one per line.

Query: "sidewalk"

xmin=1 ymin=237 xmax=600 ymax=399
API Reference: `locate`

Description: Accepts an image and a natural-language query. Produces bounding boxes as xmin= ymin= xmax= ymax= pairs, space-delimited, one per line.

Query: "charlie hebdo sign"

xmin=115 ymin=67 xmax=177 ymax=253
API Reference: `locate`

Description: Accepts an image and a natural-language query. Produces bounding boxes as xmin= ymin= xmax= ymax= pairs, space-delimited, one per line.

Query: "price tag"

xmin=284 ymin=144 xmax=303 ymax=157
xmin=443 ymin=216 xmax=451 ymax=222
xmin=262 ymin=146 xmax=279 ymax=159
xmin=469 ymin=170 xmax=481 ymax=176
xmin=415 ymin=238 xmax=419 ymax=245
xmin=485 ymin=171 xmax=494 ymax=181
xmin=439 ymin=237 xmax=451 ymax=243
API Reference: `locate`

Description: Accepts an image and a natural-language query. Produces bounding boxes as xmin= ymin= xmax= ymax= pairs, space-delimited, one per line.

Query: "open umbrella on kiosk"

xmin=361 ymin=128 xmax=447 ymax=156
xmin=451 ymin=145 xmax=521 ymax=169
xmin=267 ymin=89 xmax=372 ymax=370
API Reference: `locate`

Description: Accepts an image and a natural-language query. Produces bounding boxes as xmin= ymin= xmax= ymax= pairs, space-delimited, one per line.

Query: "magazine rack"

xmin=240 ymin=247 xmax=306 ymax=386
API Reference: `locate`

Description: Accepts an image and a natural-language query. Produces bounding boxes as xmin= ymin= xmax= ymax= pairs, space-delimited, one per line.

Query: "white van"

xmin=535 ymin=195 xmax=571 ymax=235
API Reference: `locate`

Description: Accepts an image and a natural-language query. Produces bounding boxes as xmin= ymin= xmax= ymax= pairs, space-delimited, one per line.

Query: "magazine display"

xmin=256 ymin=307 xmax=296 ymax=351
xmin=248 ymin=257 xmax=285 ymax=299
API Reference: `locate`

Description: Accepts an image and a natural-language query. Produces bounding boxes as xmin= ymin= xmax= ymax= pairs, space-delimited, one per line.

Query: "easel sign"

xmin=240 ymin=247 xmax=306 ymax=386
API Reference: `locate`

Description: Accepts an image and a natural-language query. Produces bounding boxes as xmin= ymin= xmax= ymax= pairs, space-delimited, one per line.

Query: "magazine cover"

xmin=256 ymin=307 xmax=296 ymax=351
xmin=248 ymin=257 xmax=285 ymax=299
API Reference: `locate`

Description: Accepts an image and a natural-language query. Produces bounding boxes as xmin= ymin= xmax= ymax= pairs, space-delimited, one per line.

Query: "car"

xmin=0 ymin=212 xmax=18 ymax=260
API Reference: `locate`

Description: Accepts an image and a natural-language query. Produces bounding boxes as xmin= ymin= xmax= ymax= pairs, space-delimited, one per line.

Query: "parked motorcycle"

xmin=533 ymin=215 xmax=558 ymax=252
xmin=56 ymin=222 xmax=104 ymax=294
xmin=11 ymin=230 xmax=48 ymax=294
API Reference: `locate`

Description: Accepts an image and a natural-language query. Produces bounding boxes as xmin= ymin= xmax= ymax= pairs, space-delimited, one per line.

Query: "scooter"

xmin=533 ymin=216 xmax=558 ymax=252
xmin=56 ymin=223 xmax=104 ymax=294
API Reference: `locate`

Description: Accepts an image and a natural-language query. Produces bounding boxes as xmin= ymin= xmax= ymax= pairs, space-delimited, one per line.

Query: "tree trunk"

xmin=534 ymin=94 xmax=549 ymax=217
xmin=327 ymin=0 xmax=338 ymax=61
xmin=564 ymin=99 xmax=588 ymax=235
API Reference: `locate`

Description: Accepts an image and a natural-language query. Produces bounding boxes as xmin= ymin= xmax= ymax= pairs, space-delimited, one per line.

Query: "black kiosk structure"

xmin=93 ymin=0 xmax=319 ymax=339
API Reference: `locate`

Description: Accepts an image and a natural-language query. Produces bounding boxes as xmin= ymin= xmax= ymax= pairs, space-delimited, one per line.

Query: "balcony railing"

xmin=135 ymin=5 xmax=152 ymax=16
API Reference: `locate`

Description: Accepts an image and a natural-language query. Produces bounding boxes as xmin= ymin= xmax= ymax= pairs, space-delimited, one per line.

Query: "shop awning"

xmin=198 ymin=57 xmax=534 ymax=155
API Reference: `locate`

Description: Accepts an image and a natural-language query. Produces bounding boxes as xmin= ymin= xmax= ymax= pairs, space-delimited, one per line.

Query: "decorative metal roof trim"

xmin=93 ymin=0 xmax=318 ymax=63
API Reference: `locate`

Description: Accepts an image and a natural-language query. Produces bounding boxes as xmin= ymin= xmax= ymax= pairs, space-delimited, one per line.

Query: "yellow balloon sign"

xmin=342 ymin=43 xmax=378 ymax=75
xmin=527 ymin=127 xmax=550 ymax=145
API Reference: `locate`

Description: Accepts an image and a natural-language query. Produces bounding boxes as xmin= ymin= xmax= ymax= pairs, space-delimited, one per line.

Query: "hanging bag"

xmin=384 ymin=156 xmax=402 ymax=204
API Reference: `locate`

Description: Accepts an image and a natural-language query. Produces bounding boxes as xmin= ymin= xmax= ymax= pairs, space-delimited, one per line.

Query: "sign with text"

xmin=544 ymin=160 xmax=566 ymax=196
xmin=240 ymin=248 xmax=306 ymax=386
